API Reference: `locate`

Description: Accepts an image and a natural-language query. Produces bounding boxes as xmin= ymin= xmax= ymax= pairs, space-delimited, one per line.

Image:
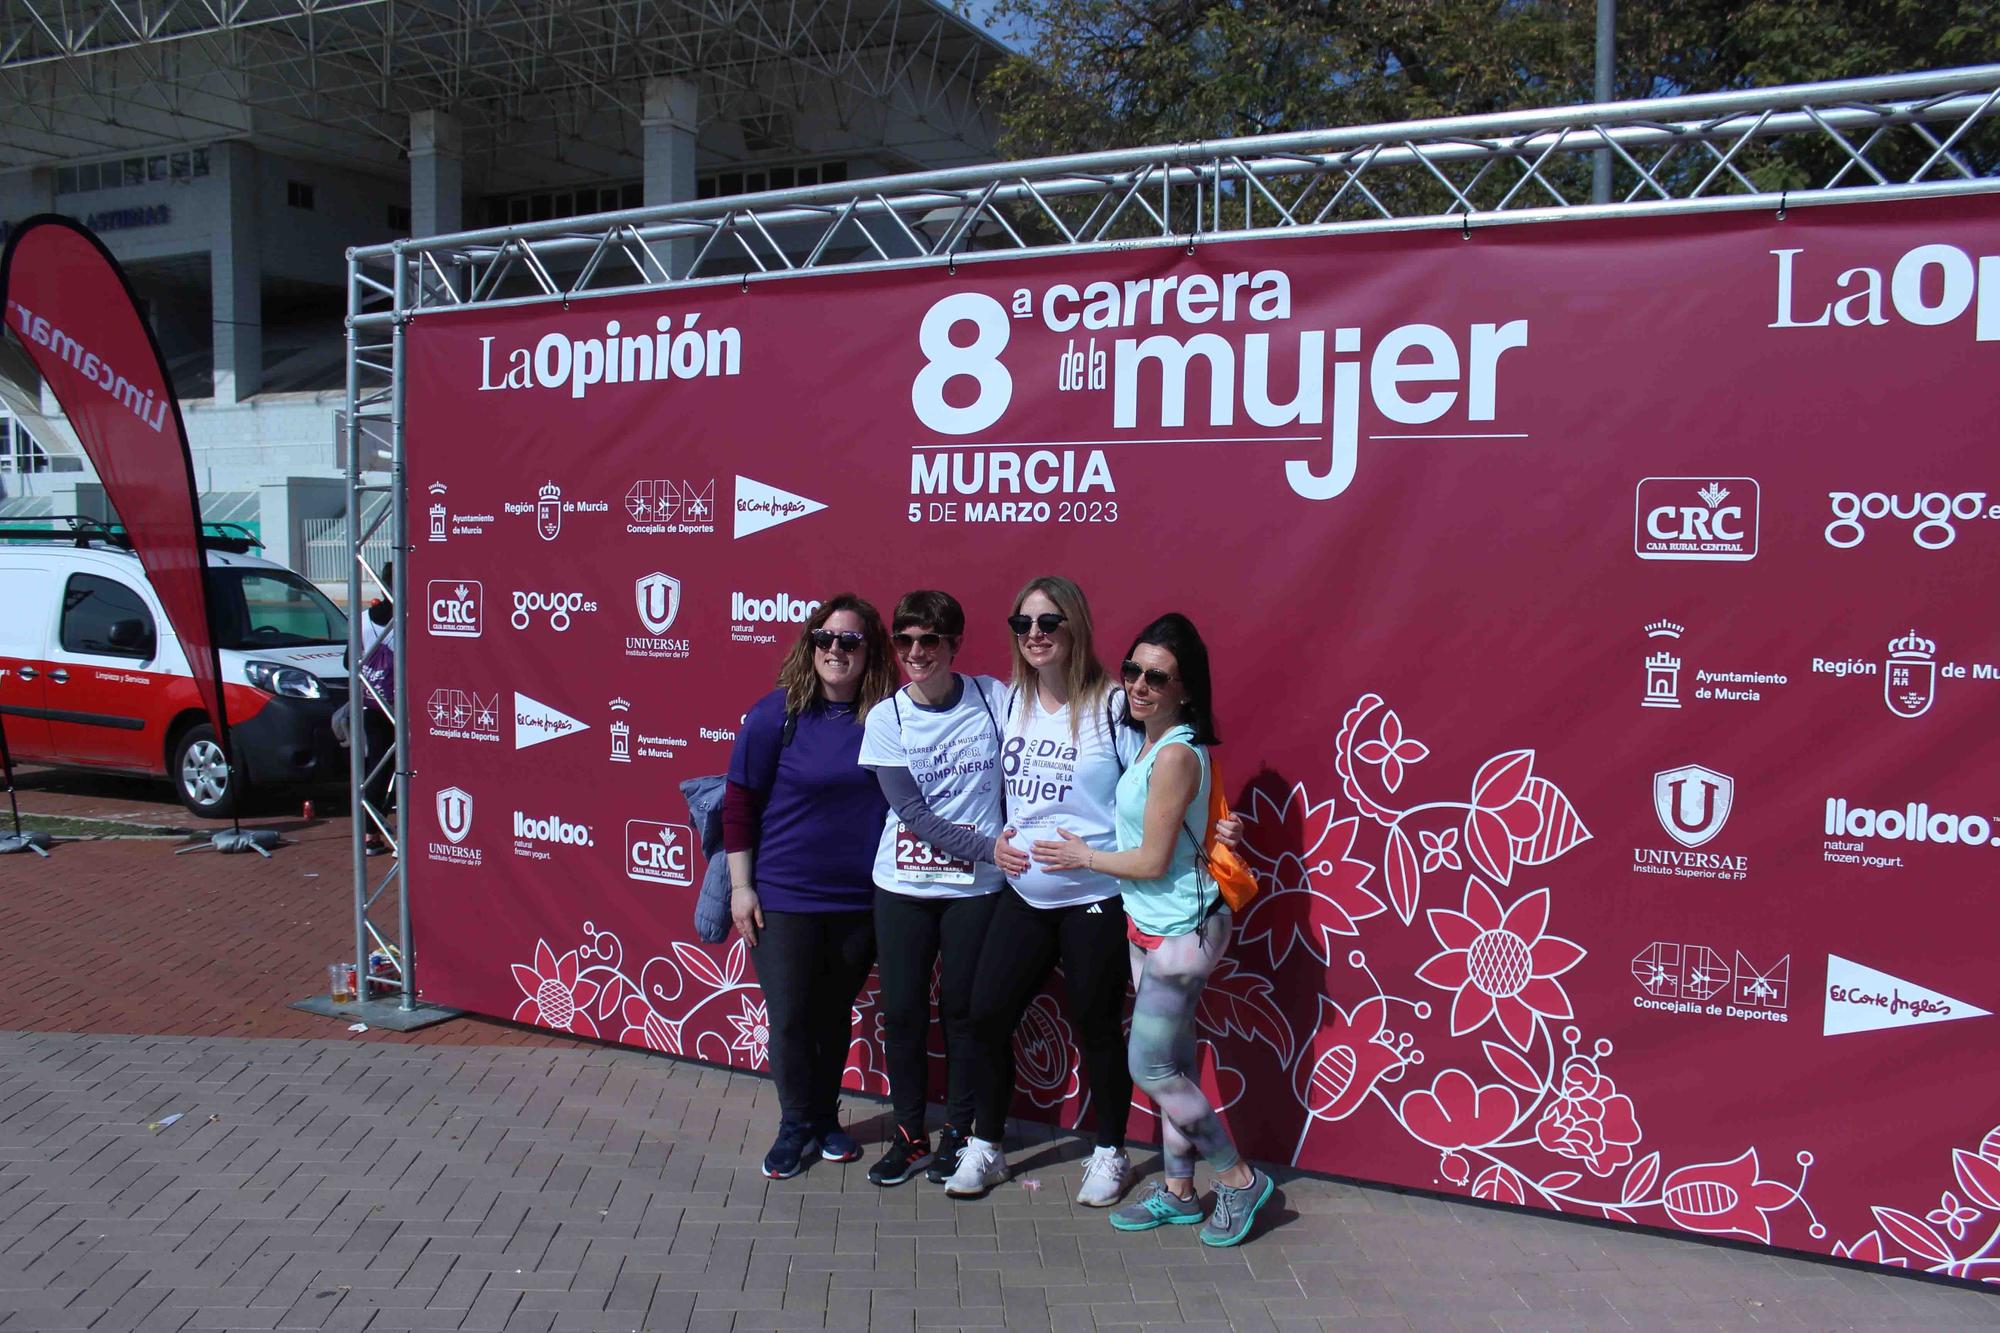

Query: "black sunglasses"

xmin=1121 ymin=660 xmax=1179 ymax=691
xmin=892 ymin=631 xmax=949 ymax=653
xmin=809 ymin=629 xmax=866 ymax=652
xmin=1008 ymin=612 xmax=1068 ymax=636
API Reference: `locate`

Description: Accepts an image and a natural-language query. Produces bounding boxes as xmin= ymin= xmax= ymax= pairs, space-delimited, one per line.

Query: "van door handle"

xmin=47 ymin=669 xmax=70 ymax=684
xmin=13 ymin=665 xmax=36 ymax=681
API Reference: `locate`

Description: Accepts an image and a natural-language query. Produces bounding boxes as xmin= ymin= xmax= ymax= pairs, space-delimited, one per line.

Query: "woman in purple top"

xmin=724 ymin=593 xmax=896 ymax=1179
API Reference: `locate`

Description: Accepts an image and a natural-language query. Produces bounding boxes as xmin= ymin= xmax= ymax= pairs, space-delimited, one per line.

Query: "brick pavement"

xmin=1 ymin=1033 xmax=1998 ymax=1333
xmin=0 ymin=769 xmax=558 ymax=1047
xmin=4 ymin=772 xmax=2000 ymax=1329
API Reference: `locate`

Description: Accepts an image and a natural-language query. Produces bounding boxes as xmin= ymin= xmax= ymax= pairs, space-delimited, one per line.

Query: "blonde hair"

xmin=1008 ymin=574 xmax=1109 ymax=742
xmin=775 ymin=593 xmax=895 ymax=721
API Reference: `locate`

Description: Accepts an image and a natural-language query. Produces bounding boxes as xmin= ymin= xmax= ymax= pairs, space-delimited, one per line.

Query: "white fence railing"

xmin=301 ymin=514 xmax=392 ymax=590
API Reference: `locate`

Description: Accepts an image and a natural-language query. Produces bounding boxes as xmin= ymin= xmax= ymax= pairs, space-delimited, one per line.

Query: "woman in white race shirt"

xmin=857 ymin=591 xmax=1011 ymax=1188
xmin=944 ymin=575 xmax=1142 ymax=1205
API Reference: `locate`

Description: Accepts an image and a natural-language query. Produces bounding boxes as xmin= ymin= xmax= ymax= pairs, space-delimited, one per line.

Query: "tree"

xmin=984 ymin=0 xmax=2000 ymax=200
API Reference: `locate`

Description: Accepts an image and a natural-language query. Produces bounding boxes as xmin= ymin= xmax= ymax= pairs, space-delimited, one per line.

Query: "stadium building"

xmin=0 ymin=0 xmax=1004 ymax=588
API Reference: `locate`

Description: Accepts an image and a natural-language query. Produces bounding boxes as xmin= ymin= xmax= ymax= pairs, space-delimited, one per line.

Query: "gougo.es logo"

xmin=1825 ymin=490 xmax=2000 ymax=550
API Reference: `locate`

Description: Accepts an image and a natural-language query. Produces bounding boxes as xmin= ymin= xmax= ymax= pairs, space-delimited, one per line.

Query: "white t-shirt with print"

xmin=859 ymin=674 xmax=1009 ymax=898
xmin=1000 ymin=684 xmax=1140 ymax=909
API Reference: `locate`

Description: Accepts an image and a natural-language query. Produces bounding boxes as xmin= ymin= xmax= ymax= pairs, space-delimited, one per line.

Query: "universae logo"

xmin=1653 ymin=764 xmax=1734 ymax=849
xmin=436 ymin=787 xmax=474 ymax=844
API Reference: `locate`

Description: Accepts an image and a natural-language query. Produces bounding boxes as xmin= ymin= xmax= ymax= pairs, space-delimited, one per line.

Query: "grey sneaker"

xmin=1199 ymin=1167 xmax=1275 ymax=1247
xmin=1109 ymin=1180 xmax=1204 ymax=1231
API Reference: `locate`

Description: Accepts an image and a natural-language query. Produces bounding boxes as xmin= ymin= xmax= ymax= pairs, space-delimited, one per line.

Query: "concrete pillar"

xmin=642 ymin=78 xmax=699 ymax=272
xmin=211 ymin=142 xmax=261 ymax=405
xmin=260 ymin=476 xmax=348 ymax=578
xmin=409 ymin=110 xmax=463 ymax=237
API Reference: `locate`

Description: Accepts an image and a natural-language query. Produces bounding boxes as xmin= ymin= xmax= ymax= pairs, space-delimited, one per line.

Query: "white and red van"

xmin=0 ymin=522 xmax=352 ymax=816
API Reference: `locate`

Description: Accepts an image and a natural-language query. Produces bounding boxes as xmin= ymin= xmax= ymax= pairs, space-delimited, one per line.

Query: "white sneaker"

xmin=1075 ymin=1146 xmax=1131 ymax=1207
xmin=943 ymin=1136 xmax=1009 ymax=1197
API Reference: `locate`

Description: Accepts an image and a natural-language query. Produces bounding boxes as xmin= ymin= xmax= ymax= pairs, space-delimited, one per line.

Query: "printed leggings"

xmin=1128 ymin=908 xmax=1240 ymax=1179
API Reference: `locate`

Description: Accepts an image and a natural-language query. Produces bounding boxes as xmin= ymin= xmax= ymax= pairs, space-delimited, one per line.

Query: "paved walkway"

xmin=4 ymin=771 xmax=2000 ymax=1330
xmin=7 ymin=1032 xmax=2000 ymax=1333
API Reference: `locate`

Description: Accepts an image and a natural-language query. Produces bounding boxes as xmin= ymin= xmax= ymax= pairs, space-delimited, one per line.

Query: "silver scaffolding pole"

xmin=310 ymin=239 xmax=459 ymax=1029
xmin=340 ymin=62 xmax=2000 ymax=1026
xmin=348 ymin=63 xmax=2000 ymax=325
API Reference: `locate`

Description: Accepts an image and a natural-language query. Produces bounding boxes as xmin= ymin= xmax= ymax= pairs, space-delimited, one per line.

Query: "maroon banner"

xmin=404 ymin=194 xmax=2000 ymax=1276
xmin=1 ymin=217 xmax=228 ymax=751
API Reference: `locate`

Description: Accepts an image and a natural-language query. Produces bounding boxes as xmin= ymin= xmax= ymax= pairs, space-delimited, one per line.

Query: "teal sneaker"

xmin=1199 ymin=1167 xmax=1275 ymax=1247
xmin=1109 ymin=1180 xmax=1204 ymax=1231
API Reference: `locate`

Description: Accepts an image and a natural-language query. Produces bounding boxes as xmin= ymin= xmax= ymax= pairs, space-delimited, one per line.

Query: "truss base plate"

xmin=291 ymin=994 xmax=464 ymax=1031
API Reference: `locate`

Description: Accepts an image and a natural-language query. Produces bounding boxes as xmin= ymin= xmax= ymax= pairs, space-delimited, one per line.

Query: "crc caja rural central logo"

xmin=1633 ymin=478 xmax=1758 ymax=562
xmin=426 ymin=579 xmax=482 ymax=637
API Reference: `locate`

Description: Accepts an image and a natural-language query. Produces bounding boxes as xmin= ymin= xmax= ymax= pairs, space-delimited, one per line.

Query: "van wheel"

xmin=173 ymin=724 xmax=239 ymax=818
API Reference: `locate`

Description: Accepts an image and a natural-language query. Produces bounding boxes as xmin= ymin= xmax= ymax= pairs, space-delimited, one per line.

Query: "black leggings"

xmin=749 ymin=908 xmax=876 ymax=1127
xmin=967 ymin=887 xmax=1131 ymax=1149
xmin=873 ymin=888 xmax=1000 ymax=1138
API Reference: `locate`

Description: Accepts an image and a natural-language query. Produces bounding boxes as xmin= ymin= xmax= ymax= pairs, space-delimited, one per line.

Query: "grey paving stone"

xmin=1 ymin=1034 xmax=1997 ymax=1333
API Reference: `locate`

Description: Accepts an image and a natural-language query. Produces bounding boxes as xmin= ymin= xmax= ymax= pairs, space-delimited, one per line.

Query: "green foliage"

xmin=986 ymin=0 xmax=2000 ymax=199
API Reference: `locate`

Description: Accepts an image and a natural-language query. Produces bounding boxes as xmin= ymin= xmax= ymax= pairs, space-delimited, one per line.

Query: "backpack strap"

xmin=969 ymin=676 xmax=1007 ymax=825
xmin=1108 ymin=688 xmax=1129 ymax=774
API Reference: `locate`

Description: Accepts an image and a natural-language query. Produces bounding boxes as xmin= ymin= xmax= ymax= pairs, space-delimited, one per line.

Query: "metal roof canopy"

xmin=0 ymin=0 xmax=1004 ymax=167
xmin=337 ymin=64 xmax=2000 ymax=1016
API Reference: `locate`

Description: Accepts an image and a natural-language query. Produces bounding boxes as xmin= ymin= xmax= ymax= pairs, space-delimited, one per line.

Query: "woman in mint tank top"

xmin=1031 ymin=613 xmax=1276 ymax=1248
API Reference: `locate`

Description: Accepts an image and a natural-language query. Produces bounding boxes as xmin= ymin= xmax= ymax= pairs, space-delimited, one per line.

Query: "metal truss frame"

xmin=342 ymin=63 xmax=2000 ymax=1012
xmin=0 ymin=0 xmax=1000 ymax=167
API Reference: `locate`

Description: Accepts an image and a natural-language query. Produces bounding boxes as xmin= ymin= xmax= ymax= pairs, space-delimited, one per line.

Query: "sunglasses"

xmin=809 ymin=629 xmax=866 ymax=652
xmin=892 ymin=632 xmax=950 ymax=654
xmin=1121 ymin=660 xmax=1180 ymax=691
xmin=1008 ymin=612 xmax=1068 ymax=636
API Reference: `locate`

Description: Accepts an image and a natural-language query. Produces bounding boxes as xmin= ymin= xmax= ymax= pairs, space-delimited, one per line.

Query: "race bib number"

xmin=895 ymin=823 xmax=976 ymax=885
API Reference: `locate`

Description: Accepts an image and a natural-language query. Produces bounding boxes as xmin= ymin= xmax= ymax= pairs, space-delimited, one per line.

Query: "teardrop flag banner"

xmin=0 ymin=215 xmax=229 ymax=761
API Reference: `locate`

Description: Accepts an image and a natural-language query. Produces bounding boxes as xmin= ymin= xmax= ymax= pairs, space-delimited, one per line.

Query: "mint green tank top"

xmin=1113 ymin=723 xmax=1214 ymax=938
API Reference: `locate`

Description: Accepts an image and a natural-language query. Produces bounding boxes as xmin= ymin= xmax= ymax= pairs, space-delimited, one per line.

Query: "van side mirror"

xmin=107 ymin=618 xmax=152 ymax=654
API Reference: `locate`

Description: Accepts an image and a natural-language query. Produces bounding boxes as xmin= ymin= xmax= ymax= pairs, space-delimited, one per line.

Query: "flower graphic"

xmin=510 ymin=940 xmax=601 ymax=1037
xmin=1534 ymin=1055 xmax=1643 ymax=1177
xmin=1400 ymin=1069 xmax=1519 ymax=1150
xmin=1236 ymin=813 xmax=1385 ymax=969
xmin=1419 ymin=828 xmax=1462 ymax=873
xmin=1416 ymin=879 xmax=1584 ymax=1049
xmin=1353 ymin=708 xmax=1429 ymax=792
xmin=727 ymin=996 xmax=771 ymax=1067
xmin=1235 ymin=780 xmax=1341 ymax=870
xmin=1660 ymin=1149 xmax=1797 ymax=1244
xmin=1016 ymin=994 xmax=1083 ymax=1109
xmin=1831 ymin=1231 xmax=1908 ymax=1267
xmin=1293 ymin=995 xmax=1407 ymax=1122
xmin=619 ymin=993 xmax=677 ymax=1053
xmin=1927 ymin=1192 xmax=1981 ymax=1242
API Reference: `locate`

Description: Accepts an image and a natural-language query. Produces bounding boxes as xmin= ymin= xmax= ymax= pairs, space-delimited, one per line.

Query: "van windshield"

xmin=206 ymin=568 xmax=349 ymax=649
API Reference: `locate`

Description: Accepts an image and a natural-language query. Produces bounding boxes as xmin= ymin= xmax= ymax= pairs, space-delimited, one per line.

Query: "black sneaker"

xmin=925 ymin=1124 xmax=968 ymax=1185
xmin=868 ymin=1126 xmax=930 ymax=1186
xmin=761 ymin=1121 xmax=820 ymax=1180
